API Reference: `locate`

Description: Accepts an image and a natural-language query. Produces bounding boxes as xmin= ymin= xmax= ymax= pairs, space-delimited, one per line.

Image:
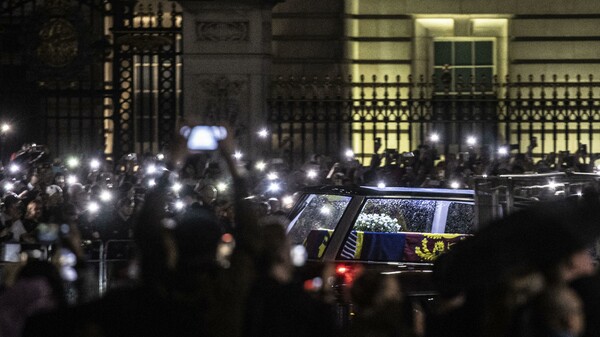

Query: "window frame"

xmin=432 ymin=37 xmax=497 ymax=94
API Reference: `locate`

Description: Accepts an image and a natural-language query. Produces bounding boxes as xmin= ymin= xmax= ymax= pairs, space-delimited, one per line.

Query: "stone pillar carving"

xmin=180 ymin=0 xmax=278 ymax=157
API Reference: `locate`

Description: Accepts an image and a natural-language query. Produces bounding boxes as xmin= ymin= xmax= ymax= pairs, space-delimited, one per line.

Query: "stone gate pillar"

xmin=179 ymin=0 xmax=279 ymax=158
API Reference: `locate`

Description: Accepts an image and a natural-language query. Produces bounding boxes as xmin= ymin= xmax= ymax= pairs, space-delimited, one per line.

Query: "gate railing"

xmin=268 ymin=74 xmax=600 ymax=169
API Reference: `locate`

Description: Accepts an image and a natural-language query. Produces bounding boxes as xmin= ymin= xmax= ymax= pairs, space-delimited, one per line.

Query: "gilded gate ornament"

xmin=36 ymin=18 xmax=79 ymax=68
xmin=23 ymin=0 xmax=96 ymax=80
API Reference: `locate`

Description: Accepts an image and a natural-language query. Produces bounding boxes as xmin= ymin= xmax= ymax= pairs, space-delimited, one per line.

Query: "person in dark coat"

xmin=244 ymin=222 xmax=336 ymax=337
xmin=428 ymin=193 xmax=600 ymax=337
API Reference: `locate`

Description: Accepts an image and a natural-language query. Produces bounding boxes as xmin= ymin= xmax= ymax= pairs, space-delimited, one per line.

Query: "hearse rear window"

xmin=286 ymin=194 xmax=352 ymax=256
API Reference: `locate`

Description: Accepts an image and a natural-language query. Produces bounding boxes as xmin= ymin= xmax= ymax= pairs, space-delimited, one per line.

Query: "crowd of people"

xmin=0 ymin=134 xmax=594 ymax=336
xmin=301 ymin=139 xmax=597 ymax=190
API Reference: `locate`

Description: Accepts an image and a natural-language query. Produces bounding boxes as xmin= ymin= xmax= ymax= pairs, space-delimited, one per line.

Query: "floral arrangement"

xmin=353 ymin=213 xmax=401 ymax=233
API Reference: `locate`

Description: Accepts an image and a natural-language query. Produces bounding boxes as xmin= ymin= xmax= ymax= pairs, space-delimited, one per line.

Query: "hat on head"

xmin=46 ymin=185 xmax=63 ymax=197
xmin=2 ymin=193 xmax=21 ymax=208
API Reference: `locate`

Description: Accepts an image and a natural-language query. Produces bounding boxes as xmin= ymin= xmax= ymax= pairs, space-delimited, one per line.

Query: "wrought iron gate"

xmin=268 ymin=74 xmax=600 ymax=168
xmin=0 ymin=0 xmax=182 ymax=162
xmin=111 ymin=0 xmax=182 ymax=159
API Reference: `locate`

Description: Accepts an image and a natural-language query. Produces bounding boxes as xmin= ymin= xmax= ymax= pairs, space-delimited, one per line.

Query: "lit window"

xmin=433 ymin=40 xmax=494 ymax=92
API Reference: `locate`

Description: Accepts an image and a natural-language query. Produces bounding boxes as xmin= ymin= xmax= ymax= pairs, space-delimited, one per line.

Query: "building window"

xmin=433 ymin=39 xmax=494 ymax=92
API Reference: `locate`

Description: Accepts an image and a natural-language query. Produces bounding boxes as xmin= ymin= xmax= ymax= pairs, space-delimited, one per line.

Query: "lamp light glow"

xmin=217 ymin=182 xmax=228 ymax=192
xmin=88 ymin=202 xmax=100 ymax=213
xmin=66 ymin=175 xmax=78 ymax=185
xmin=466 ymin=136 xmax=477 ymax=146
xmin=255 ymin=161 xmax=267 ymax=171
xmin=268 ymin=182 xmax=280 ymax=192
xmin=172 ymin=182 xmax=182 ymax=193
xmin=258 ymin=129 xmax=269 ymax=138
xmin=90 ymin=159 xmax=100 ymax=170
xmin=99 ymin=191 xmax=112 ymax=202
xmin=67 ymin=157 xmax=79 ymax=168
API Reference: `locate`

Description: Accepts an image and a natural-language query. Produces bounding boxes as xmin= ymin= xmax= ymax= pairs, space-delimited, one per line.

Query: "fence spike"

xmin=540 ymin=74 xmax=546 ymax=99
xmin=171 ymin=2 xmax=178 ymax=28
xmin=146 ymin=4 xmax=152 ymax=28
xmin=157 ymin=2 xmax=164 ymax=28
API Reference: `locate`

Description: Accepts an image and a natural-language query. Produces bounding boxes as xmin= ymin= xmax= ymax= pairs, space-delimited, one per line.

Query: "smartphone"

xmin=182 ymin=125 xmax=227 ymax=151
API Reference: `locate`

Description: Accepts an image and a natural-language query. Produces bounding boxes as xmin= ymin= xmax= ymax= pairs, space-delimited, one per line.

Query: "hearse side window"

xmin=354 ymin=198 xmax=436 ymax=233
xmin=338 ymin=197 xmax=474 ymax=263
xmin=286 ymin=194 xmax=352 ymax=246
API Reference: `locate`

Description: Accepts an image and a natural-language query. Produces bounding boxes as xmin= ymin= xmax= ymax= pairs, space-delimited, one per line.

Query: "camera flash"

xmin=90 ymin=159 xmax=100 ymax=170
xmin=217 ymin=182 xmax=228 ymax=192
xmin=255 ymin=161 xmax=267 ymax=171
xmin=99 ymin=190 xmax=112 ymax=202
xmin=146 ymin=165 xmax=157 ymax=175
xmin=466 ymin=136 xmax=477 ymax=146
xmin=88 ymin=202 xmax=100 ymax=213
xmin=268 ymin=182 xmax=280 ymax=192
xmin=8 ymin=164 xmax=19 ymax=173
xmin=67 ymin=157 xmax=79 ymax=168
xmin=172 ymin=182 xmax=182 ymax=193
xmin=67 ymin=175 xmax=78 ymax=185
xmin=282 ymin=195 xmax=294 ymax=208
xmin=258 ymin=129 xmax=269 ymax=138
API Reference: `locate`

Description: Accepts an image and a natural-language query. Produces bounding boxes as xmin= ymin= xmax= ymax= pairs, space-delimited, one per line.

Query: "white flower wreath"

xmin=354 ymin=213 xmax=401 ymax=232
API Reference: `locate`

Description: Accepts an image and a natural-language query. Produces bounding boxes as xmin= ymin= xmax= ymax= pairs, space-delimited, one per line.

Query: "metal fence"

xmin=268 ymin=74 xmax=600 ymax=168
xmin=0 ymin=0 xmax=182 ymax=161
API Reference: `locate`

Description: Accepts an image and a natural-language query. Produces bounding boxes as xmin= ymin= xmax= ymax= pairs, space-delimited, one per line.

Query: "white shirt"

xmin=9 ymin=220 xmax=26 ymax=242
